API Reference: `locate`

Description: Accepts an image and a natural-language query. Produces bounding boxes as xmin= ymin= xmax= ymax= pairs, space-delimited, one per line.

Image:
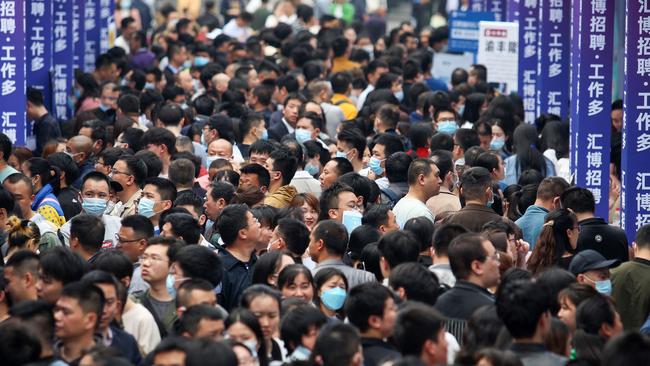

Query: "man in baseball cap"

xmin=569 ymin=249 xmax=620 ymax=295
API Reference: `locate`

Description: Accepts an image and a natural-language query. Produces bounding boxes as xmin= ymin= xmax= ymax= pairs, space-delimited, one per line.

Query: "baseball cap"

xmin=568 ymin=249 xmax=620 ymax=275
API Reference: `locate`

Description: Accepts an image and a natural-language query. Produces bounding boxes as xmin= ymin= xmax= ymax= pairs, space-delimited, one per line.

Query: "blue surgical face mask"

xmin=487 ymin=194 xmax=494 ymax=208
xmin=490 ymin=138 xmax=505 ymax=151
xmin=206 ymin=155 xmax=226 ymax=168
xmin=369 ymin=156 xmax=385 ymax=175
xmin=260 ymin=129 xmax=268 ymax=141
xmin=595 ymin=279 xmax=612 ymax=295
xmin=138 ymin=197 xmax=157 ymax=218
xmin=99 ymin=103 xmax=111 ymax=112
xmin=457 ymin=104 xmax=465 ymax=117
xmin=305 ymin=163 xmax=320 ymax=176
xmin=394 ymin=90 xmax=404 ymax=102
xmin=295 ymin=128 xmax=312 ymax=144
xmin=438 ymin=121 xmax=458 ymax=135
xmin=201 ymin=132 xmax=208 ymax=147
xmin=74 ymin=89 xmax=82 ymax=99
xmin=121 ymin=0 xmax=132 ymax=9
xmin=194 ymin=56 xmax=210 ymax=67
xmin=182 ymin=60 xmax=192 ymax=69
xmin=82 ymin=197 xmax=108 ymax=216
xmin=336 ymin=150 xmax=349 ymax=160
xmin=144 ymin=82 xmax=155 ymax=90
xmin=320 ymin=287 xmax=346 ymax=311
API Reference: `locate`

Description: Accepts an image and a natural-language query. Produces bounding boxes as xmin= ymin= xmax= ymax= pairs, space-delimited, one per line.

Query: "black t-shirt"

xmin=57 ymin=186 xmax=82 ymax=220
xmin=577 ymin=217 xmax=629 ymax=263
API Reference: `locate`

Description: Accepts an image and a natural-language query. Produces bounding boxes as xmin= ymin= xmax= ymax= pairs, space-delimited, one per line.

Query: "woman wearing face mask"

xmin=527 ymin=209 xmax=580 ymax=275
xmin=74 ymin=72 xmax=101 ymax=114
xmin=241 ymin=285 xmax=287 ymax=363
xmin=489 ymin=119 xmax=514 ymax=160
xmin=226 ymin=308 xmax=269 ymax=366
xmin=22 ymin=158 xmax=66 ymax=228
xmin=313 ymin=268 xmax=349 ymax=321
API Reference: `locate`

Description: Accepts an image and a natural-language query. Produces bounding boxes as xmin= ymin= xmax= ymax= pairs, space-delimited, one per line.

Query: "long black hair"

xmin=512 ymin=123 xmax=548 ymax=177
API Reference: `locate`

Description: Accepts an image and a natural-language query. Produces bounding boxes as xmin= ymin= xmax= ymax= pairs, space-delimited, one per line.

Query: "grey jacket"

xmin=312 ymin=259 xmax=377 ymax=289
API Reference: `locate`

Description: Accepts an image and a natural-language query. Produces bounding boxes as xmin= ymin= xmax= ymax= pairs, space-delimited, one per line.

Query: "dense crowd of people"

xmin=0 ymin=1 xmax=645 ymax=366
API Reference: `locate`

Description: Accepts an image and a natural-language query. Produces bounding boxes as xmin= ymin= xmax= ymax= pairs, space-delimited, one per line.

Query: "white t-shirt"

xmin=392 ymin=196 xmax=435 ymax=228
xmin=123 ymin=302 xmax=161 ymax=355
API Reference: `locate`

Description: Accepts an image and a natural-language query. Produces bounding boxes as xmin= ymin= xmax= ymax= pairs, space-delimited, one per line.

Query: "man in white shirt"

xmin=60 ymin=172 xmax=122 ymax=249
xmin=223 ymin=12 xmax=254 ymax=42
xmin=392 ymin=158 xmax=441 ymax=228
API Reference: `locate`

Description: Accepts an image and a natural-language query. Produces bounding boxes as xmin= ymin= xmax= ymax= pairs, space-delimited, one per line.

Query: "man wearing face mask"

xmin=294 ymin=112 xmax=328 ymax=149
xmin=443 ymin=167 xmax=503 ymax=233
xmin=364 ymin=134 xmax=404 ymax=190
xmin=238 ymin=112 xmax=268 ymax=160
xmin=336 ymin=128 xmax=366 ymax=173
xmin=307 ymin=80 xmax=346 ymax=138
xmin=569 ymin=250 xmax=619 ymax=295
xmin=434 ymin=107 xmax=460 ymax=136
xmin=135 ymin=177 xmax=174 ymax=232
xmin=109 ymin=156 xmax=147 ymax=219
xmin=59 ymin=172 xmax=122 ymax=250
xmin=372 ymin=104 xmax=400 ymax=136
xmin=91 ymin=82 xmax=120 ymax=125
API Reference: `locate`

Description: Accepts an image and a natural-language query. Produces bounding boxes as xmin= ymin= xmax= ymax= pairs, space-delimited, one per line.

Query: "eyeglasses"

xmin=141 ymin=254 xmax=168 ymax=263
xmin=110 ymin=168 xmax=132 ymax=176
xmin=115 ymin=234 xmax=144 ymax=244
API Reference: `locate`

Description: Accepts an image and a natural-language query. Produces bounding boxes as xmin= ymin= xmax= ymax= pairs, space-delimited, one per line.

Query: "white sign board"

xmin=477 ymin=21 xmax=519 ymax=94
xmin=432 ymin=52 xmax=475 ymax=86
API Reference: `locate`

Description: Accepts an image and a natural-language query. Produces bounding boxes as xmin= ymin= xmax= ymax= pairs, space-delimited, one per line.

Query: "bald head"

xmin=67 ymin=135 xmax=93 ymax=163
xmin=212 ymin=73 xmax=230 ymax=94
xmin=177 ymin=70 xmax=194 ymax=94
xmin=207 ymin=139 xmax=233 ymax=160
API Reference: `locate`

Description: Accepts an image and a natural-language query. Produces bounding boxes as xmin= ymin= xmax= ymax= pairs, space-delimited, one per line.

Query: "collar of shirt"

xmin=167 ymin=64 xmax=179 ymax=74
xmin=282 ymin=118 xmax=295 ymax=134
xmin=221 ymin=249 xmax=257 ymax=270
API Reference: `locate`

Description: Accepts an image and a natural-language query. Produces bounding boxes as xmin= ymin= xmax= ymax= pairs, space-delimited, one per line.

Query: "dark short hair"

xmin=337 ymin=129 xmax=366 ymax=160
xmin=47 ymin=153 xmax=80 ymax=186
xmin=216 ymin=204 xmax=250 ymax=246
xmin=91 ymin=250 xmax=134 ymax=281
xmin=39 ymin=247 xmax=88 ymax=284
xmin=173 ymin=245 xmax=223 ymax=287
xmin=448 ymin=233 xmax=488 ymax=280
xmin=374 ymin=134 xmax=404 ymax=157
xmin=178 ymin=304 xmax=224 ymax=337
xmin=433 ymin=224 xmax=469 ymax=257
xmin=313 ymin=220 xmax=349 ymax=256
xmin=330 ymin=72 xmax=352 ymax=94
xmin=385 ymin=152 xmax=412 ymax=183
xmin=394 ymin=302 xmax=446 ymax=356
xmin=144 ymin=177 xmax=177 ymax=203
xmin=460 ymin=167 xmax=493 ymax=201
xmin=407 ymin=158 xmax=436 ymax=186
xmin=403 ymin=217 xmax=435 ymax=252
xmin=330 ymin=157 xmax=354 ymax=177
xmin=318 ymin=182 xmax=355 ymax=221
xmin=239 ymin=163 xmax=271 ymax=190
xmin=142 ymin=128 xmax=177 ymax=155
xmin=560 ymin=186 xmax=596 ymax=214
xmin=121 ymin=214 xmax=155 ymax=240
xmin=310 ymin=323 xmax=361 ymax=366
xmin=280 ymin=305 xmax=327 ymax=353
xmin=277 ymin=218 xmax=310 ymax=256
xmin=345 ymin=282 xmax=394 ymax=332
xmin=455 ymin=128 xmax=480 ymax=152
xmin=70 ymin=214 xmax=105 ymax=254
xmin=59 ymin=282 xmax=105 ymax=329
xmin=118 ymin=155 xmax=148 ymax=187
xmin=81 ymin=171 xmax=111 ymax=193
xmin=162 ymin=213 xmax=201 ymax=245
xmin=389 ymin=262 xmax=440 ymax=305
xmin=362 ymin=204 xmax=391 ymax=229
xmin=377 ymin=231 xmax=420 ymax=269
xmin=536 ymin=177 xmax=569 ymax=201
xmin=176 ymin=278 xmax=215 ymax=308
xmin=496 ymin=279 xmax=551 ymax=339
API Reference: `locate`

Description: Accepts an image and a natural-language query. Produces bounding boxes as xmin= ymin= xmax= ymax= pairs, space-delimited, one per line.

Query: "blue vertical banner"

xmin=518 ymin=0 xmax=540 ymax=123
xmin=73 ymin=0 xmax=85 ymax=70
xmin=52 ymin=0 xmax=73 ymax=120
xmin=537 ymin=0 xmax=570 ymax=118
xmin=98 ymin=0 xmax=115 ymax=54
xmin=487 ymin=0 xmax=507 ymax=21
xmin=0 ymin=0 xmax=26 ymax=145
xmin=506 ymin=0 xmax=520 ymax=22
xmin=569 ymin=0 xmax=614 ymax=220
xmin=84 ymin=0 xmax=98 ymax=71
xmin=26 ymin=0 xmax=52 ymax=113
xmin=621 ymin=0 xmax=650 ymax=238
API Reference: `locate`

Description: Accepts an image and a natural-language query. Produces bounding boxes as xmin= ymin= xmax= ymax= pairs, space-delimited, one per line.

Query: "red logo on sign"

xmin=484 ymin=29 xmax=508 ymax=38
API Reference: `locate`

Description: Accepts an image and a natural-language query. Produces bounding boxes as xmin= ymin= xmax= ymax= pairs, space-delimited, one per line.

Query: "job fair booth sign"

xmin=477 ymin=21 xmax=519 ymax=94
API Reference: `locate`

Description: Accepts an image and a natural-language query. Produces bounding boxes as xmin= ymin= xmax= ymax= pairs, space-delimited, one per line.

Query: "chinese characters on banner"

xmin=99 ymin=0 xmax=116 ymax=54
xmin=518 ymin=0 xmax=539 ymax=123
xmin=73 ymin=0 xmax=85 ymax=70
xmin=487 ymin=0 xmax=507 ymax=21
xmin=26 ymin=0 xmax=52 ymax=112
xmin=538 ymin=0 xmax=570 ymax=118
xmin=570 ymin=0 xmax=613 ymax=220
xmin=621 ymin=0 xmax=650 ymax=239
xmin=52 ymin=0 xmax=73 ymax=120
xmin=0 ymin=0 xmax=26 ymax=145
xmin=84 ymin=0 xmax=98 ymax=71
xmin=507 ymin=0 xmax=520 ymax=22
